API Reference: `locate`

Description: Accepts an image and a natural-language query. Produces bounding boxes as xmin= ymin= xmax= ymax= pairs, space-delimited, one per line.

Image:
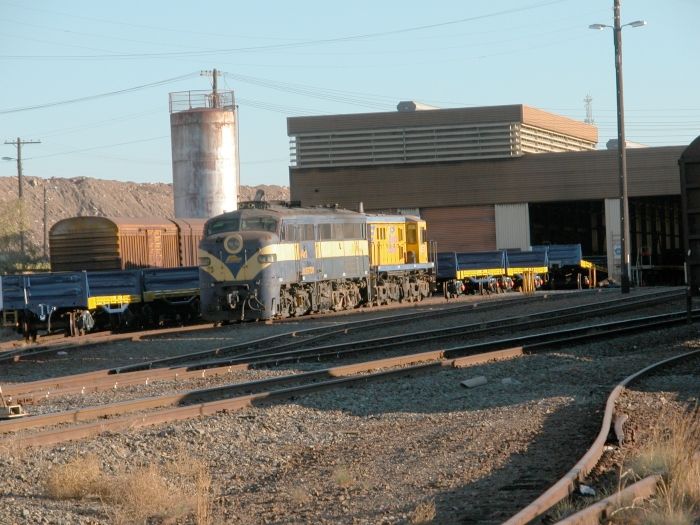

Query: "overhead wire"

xmin=0 ymin=0 xmax=572 ymax=60
xmin=0 ymin=73 xmax=197 ymax=114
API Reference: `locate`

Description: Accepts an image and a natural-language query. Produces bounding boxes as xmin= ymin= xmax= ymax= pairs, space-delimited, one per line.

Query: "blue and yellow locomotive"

xmin=198 ymin=201 xmax=435 ymax=322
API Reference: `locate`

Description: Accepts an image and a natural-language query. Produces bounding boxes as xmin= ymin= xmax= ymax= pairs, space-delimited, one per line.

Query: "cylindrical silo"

xmin=169 ymin=89 xmax=239 ymax=218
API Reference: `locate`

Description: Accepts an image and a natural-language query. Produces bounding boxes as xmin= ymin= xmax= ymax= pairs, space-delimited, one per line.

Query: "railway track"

xmin=2 ymin=306 xmax=696 ymax=451
xmin=0 ymin=289 xmax=697 ymax=524
xmin=504 ymin=347 xmax=700 ymax=524
xmin=2 ymin=289 xmax=683 ymax=404
xmin=0 ymin=291 xmax=545 ymax=357
xmin=0 ymin=290 xmax=599 ymax=369
xmin=1 ymin=289 xmax=666 ymax=365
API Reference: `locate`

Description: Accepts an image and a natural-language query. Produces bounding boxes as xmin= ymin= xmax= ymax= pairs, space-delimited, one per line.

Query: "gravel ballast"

xmin=1 ymin=326 xmax=698 ymax=523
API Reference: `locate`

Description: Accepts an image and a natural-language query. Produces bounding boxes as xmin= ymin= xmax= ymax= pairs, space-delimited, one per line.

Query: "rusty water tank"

xmin=169 ymin=89 xmax=239 ymax=219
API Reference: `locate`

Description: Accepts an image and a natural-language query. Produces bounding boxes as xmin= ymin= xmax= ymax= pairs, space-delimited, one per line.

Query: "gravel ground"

xmin=1 ymin=313 xmax=698 ymax=524
xmin=0 ymin=288 xmax=683 ymax=385
xmin=544 ymin=354 xmax=700 ymax=522
xmin=2 ymin=289 xmax=686 ymax=419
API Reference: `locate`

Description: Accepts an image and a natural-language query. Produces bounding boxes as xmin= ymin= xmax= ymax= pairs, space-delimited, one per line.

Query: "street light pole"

xmin=613 ymin=0 xmax=631 ymax=293
xmin=590 ymin=2 xmax=645 ymax=294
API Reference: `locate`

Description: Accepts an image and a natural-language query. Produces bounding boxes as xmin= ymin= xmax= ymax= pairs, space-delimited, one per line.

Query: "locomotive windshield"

xmin=206 ymin=216 xmax=278 ymax=236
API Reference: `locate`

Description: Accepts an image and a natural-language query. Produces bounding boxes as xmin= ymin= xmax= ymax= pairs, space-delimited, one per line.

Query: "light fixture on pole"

xmin=590 ymin=1 xmax=645 ymax=294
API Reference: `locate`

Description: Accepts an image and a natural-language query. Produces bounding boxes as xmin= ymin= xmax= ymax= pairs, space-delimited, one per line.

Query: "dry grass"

xmin=332 ymin=465 xmax=354 ymax=488
xmin=106 ymin=465 xmax=194 ymax=525
xmin=409 ymin=499 xmax=436 ymax=524
xmin=606 ymin=407 xmax=700 ymax=524
xmin=287 ymin=485 xmax=311 ymax=506
xmin=44 ymin=454 xmax=103 ymax=500
xmin=44 ymin=453 xmax=214 ymax=524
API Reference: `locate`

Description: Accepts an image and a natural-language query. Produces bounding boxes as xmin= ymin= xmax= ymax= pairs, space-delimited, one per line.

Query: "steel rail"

xmin=0 ymin=291 xmax=539 ymax=357
xmin=0 ymin=348 xmax=524 ymax=446
xmin=112 ymin=289 xmax=682 ymax=374
xmin=3 ymin=292 xmax=684 ymax=403
xmin=185 ymin=309 xmax=697 ymax=373
xmin=0 ymin=323 xmax=215 ymax=363
xmin=3 ymin=302 xmax=550 ymax=401
xmin=2 ymin=308 xmax=695 ymax=447
xmin=108 ymin=292 xmax=556 ymax=373
xmin=502 ymin=349 xmax=700 ymax=524
xmin=0 ymin=289 xmax=680 ymax=366
xmin=554 ymin=475 xmax=661 ymax=525
xmin=229 ymin=289 xmax=684 ymax=363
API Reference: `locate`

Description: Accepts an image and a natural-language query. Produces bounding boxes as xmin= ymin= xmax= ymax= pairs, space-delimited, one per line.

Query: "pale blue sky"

xmin=1 ymin=0 xmax=698 ymax=187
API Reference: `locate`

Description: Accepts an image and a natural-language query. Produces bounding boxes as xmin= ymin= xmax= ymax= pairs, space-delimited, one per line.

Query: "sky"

xmin=1 ymin=0 xmax=698 ymax=188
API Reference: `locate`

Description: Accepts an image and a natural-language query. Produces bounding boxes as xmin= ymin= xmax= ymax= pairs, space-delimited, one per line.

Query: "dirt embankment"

xmin=0 ymin=176 xmax=289 ymax=253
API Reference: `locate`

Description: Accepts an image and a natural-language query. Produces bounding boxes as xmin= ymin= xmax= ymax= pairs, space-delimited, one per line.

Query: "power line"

xmin=0 ymin=73 xmax=197 ymax=114
xmin=0 ymin=0 xmax=570 ymax=60
xmin=24 ymin=136 xmax=168 ymax=161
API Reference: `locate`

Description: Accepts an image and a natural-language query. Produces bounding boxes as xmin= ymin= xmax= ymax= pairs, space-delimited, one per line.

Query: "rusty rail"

xmin=503 ymin=349 xmax=700 ymax=525
xmin=0 ymin=348 xmax=524 ymax=447
xmin=3 ymin=296 xmax=691 ymax=406
xmin=0 ymin=292 xmax=549 ymax=365
xmin=555 ymin=475 xmax=661 ymax=525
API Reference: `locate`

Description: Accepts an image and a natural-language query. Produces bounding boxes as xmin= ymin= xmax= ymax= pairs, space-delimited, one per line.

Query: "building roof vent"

xmin=396 ymin=101 xmax=439 ymax=112
xmin=606 ymin=139 xmax=648 ymax=150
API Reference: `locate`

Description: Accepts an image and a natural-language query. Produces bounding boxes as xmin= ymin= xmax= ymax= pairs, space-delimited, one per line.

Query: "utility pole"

xmin=612 ymin=0 xmax=631 ymax=293
xmin=4 ymin=137 xmax=41 ymax=257
xmin=200 ymin=68 xmax=221 ymax=108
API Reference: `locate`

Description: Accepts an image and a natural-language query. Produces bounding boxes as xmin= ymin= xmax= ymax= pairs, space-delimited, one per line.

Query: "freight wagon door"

xmin=147 ymin=229 xmax=163 ymax=267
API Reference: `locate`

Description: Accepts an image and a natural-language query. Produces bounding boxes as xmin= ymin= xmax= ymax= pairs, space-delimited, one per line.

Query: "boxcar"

xmin=49 ymin=216 xmax=207 ymax=272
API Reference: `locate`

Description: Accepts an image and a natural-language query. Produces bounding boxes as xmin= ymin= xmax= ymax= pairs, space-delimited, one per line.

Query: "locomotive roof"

xmin=211 ymin=202 xmax=422 ymax=223
xmin=213 ymin=203 xmax=365 ymax=220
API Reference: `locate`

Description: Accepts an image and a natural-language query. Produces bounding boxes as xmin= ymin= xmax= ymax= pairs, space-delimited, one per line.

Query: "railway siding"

xmin=1 ymin=316 xmax=699 ymax=523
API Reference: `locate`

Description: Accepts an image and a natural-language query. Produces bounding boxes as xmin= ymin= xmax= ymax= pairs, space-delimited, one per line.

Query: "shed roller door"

xmin=421 ymin=206 xmax=496 ymax=253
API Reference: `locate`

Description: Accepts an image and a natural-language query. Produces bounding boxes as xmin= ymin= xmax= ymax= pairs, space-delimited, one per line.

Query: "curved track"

xmin=504 ymin=348 xmax=700 ymax=524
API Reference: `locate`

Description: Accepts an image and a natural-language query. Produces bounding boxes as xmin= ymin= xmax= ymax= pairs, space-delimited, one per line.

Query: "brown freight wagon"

xmin=170 ymin=218 xmax=207 ymax=267
xmin=49 ymin=216 xmax=207 ymax=272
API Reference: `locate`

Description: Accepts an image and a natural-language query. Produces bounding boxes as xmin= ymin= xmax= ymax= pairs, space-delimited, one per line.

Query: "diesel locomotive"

xmin=198 ymin=201 xmax=435 ymax=322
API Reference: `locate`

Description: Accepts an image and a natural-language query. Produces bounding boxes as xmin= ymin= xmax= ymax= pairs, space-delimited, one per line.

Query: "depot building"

xmin=287 ymin=102 xmax=686 ymax=283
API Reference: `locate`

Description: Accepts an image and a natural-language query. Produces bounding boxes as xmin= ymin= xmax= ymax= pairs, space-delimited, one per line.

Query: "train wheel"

xmin=21 ymin=319 xmax=31 ymax=343
xmin=68 ymin=312 xmax=77 ymax=337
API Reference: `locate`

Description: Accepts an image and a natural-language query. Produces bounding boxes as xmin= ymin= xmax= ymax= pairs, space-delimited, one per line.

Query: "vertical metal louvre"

xmin=420 ymin=206 xmax=496 ymax=253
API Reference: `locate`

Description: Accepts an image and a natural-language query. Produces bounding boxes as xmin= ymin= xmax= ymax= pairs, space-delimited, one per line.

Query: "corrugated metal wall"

xmin=421 ymin=206 xmax=496 ymax=252
xmin=495 ymin=203 xmax=530 ymax=250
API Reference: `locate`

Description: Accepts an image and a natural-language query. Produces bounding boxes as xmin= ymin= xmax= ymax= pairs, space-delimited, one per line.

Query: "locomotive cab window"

xmin=206 ymin=217 xmax=240 ymax=236
xmin=241 ymin=217 xmax=278 ymax=233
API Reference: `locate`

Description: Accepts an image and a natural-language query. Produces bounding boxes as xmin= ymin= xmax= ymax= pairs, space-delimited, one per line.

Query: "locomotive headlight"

xmin=223 ymin=233 xmax=243 ymax=254
xmin=257 ymin=253 xmax=277 ymax=264
xmin=199 ymin=256 xmax=211 ymax=267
